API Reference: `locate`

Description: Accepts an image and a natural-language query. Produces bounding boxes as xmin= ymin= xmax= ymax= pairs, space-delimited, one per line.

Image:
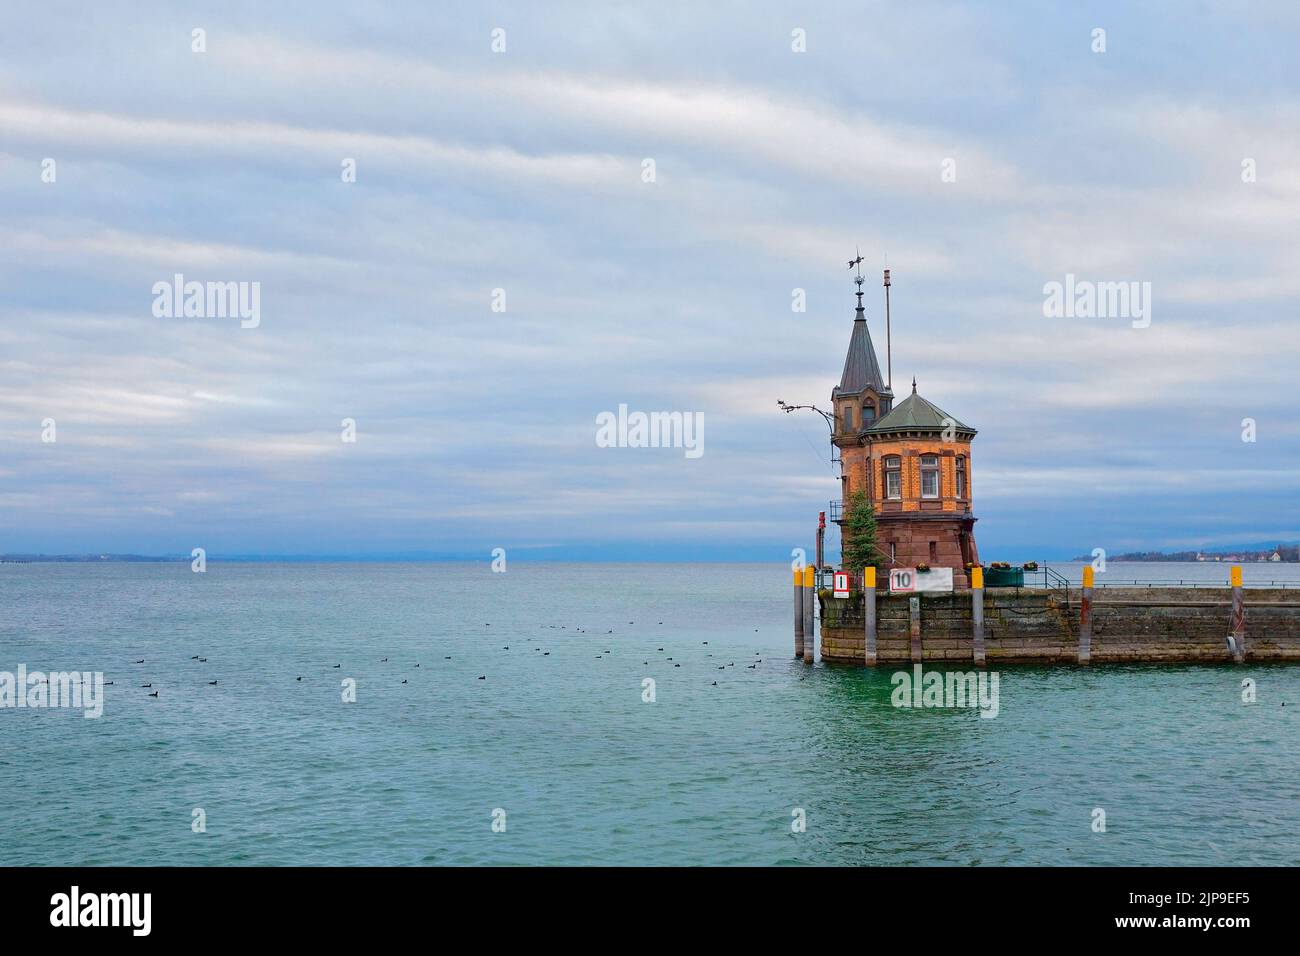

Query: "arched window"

xmin=956 ymin=456 xmax=967 ymax=498
xmin=920 ymin=455 xmax=940 ymax=499
xmin=884 ymin=456 xmax=902 ymax=500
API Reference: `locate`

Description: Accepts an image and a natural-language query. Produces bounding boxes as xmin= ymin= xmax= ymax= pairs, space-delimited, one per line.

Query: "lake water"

xmin=1 ymin=561 xmax=1297 ymax=865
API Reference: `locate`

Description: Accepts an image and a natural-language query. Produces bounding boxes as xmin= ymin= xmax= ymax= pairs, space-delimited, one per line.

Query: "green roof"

xmin=864 ymin=385 xmax=975 ymax=437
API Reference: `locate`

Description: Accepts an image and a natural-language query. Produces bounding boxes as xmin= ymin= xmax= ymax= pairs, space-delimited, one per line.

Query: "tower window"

xmin=843 ymin=405 xmax=854 ymax=431
xmin=920 ymin=455 xmax=939 ymax=499
xmin=956 ymin=456 xmax=967 ymax=498
xmin=862 ymin=402 xmax=875 ymax=425
xmin=884 ymin=456 xmax=902 ymax=499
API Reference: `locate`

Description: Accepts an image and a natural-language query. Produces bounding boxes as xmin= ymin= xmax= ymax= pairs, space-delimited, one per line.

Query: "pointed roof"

xmin=865 ymin=382 xmax=976 ymax=438
xmin=832 ymin=305 xmax=890 ymax=399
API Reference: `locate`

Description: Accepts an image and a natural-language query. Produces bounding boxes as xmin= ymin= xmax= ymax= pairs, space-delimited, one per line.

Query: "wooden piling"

xmin=1229 ymin=565 xmax=1246 ymax=662
xmin=1078 ymin=566 xmax=1093 ymax=664
xmin=863 ymin=567 xmax=878 ymax=666
xmin=802 ymin=565 xmax=815 ymax=664
xmin=971 ymin=565 xmax=986 ymax=666
xmin=909 ymin=596 xmax=921 ymax=663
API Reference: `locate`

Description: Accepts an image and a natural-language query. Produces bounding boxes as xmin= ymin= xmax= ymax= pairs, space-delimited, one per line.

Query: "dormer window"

xmin=862 ymin=402 xmax=875 ymax=425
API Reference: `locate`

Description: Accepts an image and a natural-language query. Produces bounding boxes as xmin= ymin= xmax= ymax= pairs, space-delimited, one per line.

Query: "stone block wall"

xmin=818 ymin=587 xmax=1300 ymax=665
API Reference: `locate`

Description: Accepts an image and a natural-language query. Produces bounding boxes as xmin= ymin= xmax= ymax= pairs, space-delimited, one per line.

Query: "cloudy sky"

xmin=2 ymin=1 xmax=1298 ymax=560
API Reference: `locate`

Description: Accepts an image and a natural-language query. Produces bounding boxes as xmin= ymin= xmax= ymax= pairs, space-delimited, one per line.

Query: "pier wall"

xmin=818 ymin=587 xmax=1300 ymax=665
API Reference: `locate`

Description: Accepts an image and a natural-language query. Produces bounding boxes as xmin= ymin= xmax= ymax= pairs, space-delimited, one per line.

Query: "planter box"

xmin=984 ymin=567 xmax=1024 ymax=587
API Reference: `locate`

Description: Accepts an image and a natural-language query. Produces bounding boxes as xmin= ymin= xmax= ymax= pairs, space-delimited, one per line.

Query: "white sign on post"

xmin=889 ymin=568 xmax=916 ymax=592
xmin=833 ymin=572 xmax=850 ymax=598
xmin=889 ymin=568 xmax=955 ymax=594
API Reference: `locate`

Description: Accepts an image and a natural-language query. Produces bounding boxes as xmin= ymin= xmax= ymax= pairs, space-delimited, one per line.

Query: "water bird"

xmin=190 ymin=655 xmax=200 ymax=660
xmin=711 ymin=681 xmax=717 ymax=686
xmin=543 ymin=652 xmax=550 ymax=656
xmin=381 ymin=658 xmax=388 ymax=662
xmin=401 ymin=679 xmax=408 ymax=684
xmin=141 ymin=683 xmax=152 ymax=688
xmin=296 ymin=677 xmax=303 ymax=681
xmin=658 ymin=647 xmax=664 ymax=651
xmin=104 ymin=681 xmax=114 ymax=686
xmin=503 ymin=646 xmax=509 ymax=650
xmin=702 ymin=641 xmax=708 ymax=645
xmin=478 ymin=675 xmax=485 ymax=680
xmin=148 ymin=691 xmax=159 ymax=697
xmin=134 ymin=659 xmax=145 ymax=664
xmin=444 ymin=656 xmax=451 ymax=660
xmin=747 ymin=664 xmax=756 ymax=669
xmin=198 ymin=658 xmax=207 ymax=662
xmin=208 ymin=680 xmax=218 ymax=685
xmin=415 ymin=663 xmax=421 ymax=667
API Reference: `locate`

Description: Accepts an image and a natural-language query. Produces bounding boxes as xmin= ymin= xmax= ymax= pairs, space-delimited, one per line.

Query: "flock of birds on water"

xmin=111 ymin=620 xmax=770 ymax=699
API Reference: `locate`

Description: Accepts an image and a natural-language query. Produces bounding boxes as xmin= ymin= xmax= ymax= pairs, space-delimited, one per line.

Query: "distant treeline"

xmin=0 ymin=554 xmax=186 ymax=563
xmin=1071 ymin=546 xmax=1300 ymax=563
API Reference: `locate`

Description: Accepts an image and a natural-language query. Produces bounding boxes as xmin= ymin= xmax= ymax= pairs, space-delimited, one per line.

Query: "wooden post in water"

xmin=863 ymin=567 xmax=878 ymax=666
xmin=971 ymin=566 xmax=986 ymax=666
xmin=1078 ymin=565 xmax=1093 ymax=664
xmin=802 ymin=565 xmax=816 ymax=664
xmin=1228 ymin=565 xmax=1246 ymax=663
xmin=793 ymin=567 xmax=804 ymax=660
xmin=909 ymin=596 xmax=922 ymax=663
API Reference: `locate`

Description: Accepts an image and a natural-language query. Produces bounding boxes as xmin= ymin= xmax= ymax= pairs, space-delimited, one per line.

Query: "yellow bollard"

xmin=863 ymin=566 xmax=877 ymax=666
xmin=1079 ymin=565 xmax=1094 ymax=664
xmin=802 ymin=565 xmax=815 ymax=664
xmin=793 ymin=567 xmax=804 ymax=659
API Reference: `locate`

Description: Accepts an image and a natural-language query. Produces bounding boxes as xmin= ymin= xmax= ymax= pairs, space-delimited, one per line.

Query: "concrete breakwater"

xmin=813 ymin=578 xmax=1300 ymax=666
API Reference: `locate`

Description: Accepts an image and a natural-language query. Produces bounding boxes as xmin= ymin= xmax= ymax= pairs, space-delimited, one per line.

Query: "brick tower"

xmin=830 ymin=271 xmax=979 ymax=588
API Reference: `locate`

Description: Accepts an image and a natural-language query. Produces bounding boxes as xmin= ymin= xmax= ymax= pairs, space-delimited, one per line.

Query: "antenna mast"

xmin=883 ymin=266 xmax=892 ymax=390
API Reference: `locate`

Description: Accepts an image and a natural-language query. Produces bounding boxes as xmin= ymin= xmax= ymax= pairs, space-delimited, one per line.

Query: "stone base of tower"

xmin=876 ymin=514 xmax=979 ymax=589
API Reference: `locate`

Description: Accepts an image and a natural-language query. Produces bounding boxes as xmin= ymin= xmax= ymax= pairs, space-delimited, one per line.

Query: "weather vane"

xmin=848 ymin=245 xmax=866 ymax=307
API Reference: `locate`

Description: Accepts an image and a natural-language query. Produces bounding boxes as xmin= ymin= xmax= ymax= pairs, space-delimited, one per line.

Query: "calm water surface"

xmin=1 ymin=561 xmax=1296 ymax=865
